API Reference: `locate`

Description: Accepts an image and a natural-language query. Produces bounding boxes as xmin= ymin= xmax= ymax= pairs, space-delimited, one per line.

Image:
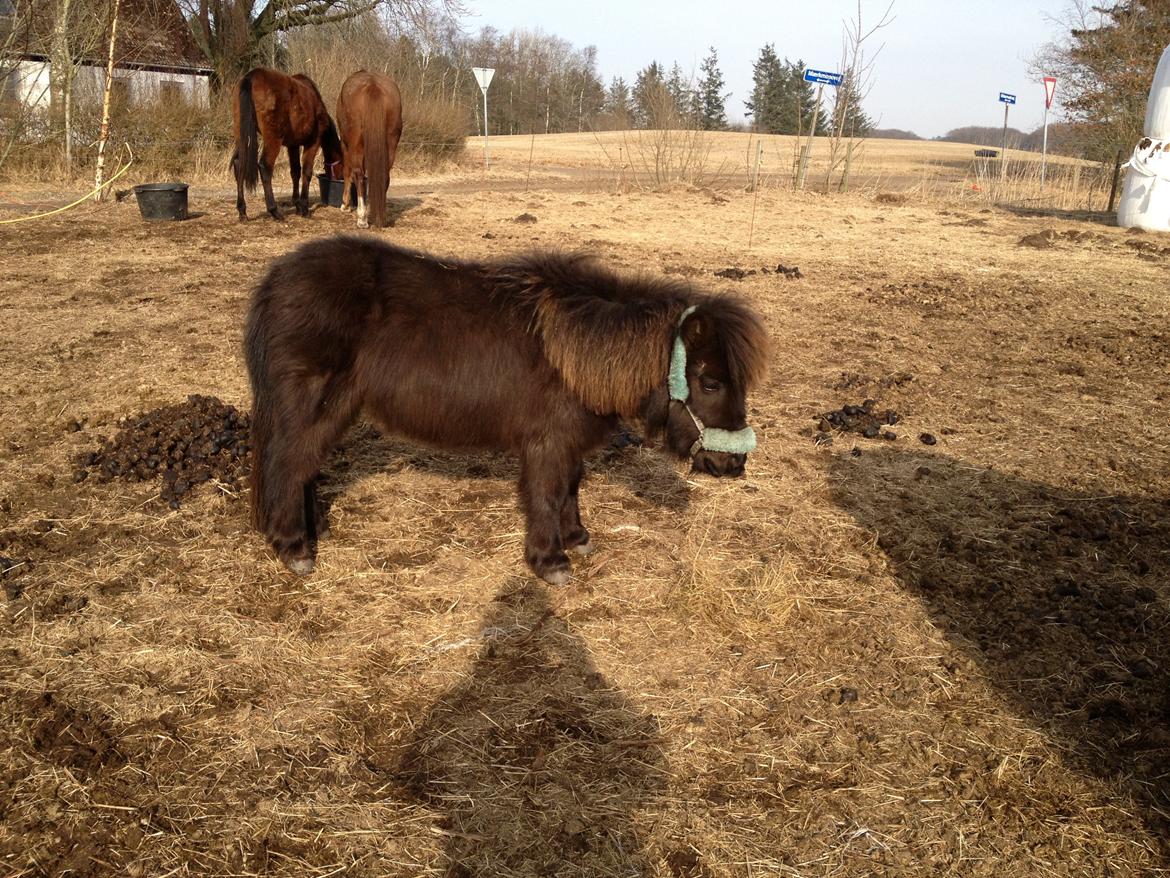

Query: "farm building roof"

xmin=4 ymin=0 xmax=210 ymax=72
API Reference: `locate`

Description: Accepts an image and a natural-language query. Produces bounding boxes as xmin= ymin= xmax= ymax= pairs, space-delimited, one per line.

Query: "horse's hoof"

xmin=357 ymin=219 xmax=369 ymax=229
xmin=269 ymin=210 xmax=285 ymax=222
xmin=285 ymin=557 xmax=314 ymax=575
xmin=568 ymin=539 xmax=594 ymax=557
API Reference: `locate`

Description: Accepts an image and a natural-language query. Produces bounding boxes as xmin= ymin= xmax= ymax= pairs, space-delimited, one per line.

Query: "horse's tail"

xmin=364 ymin=92 xmax=389 ymax=227
xmin=244 ymin=291 xmax=274 ymax=531
xmin=237 ymin=73 xmax=260 ymax=193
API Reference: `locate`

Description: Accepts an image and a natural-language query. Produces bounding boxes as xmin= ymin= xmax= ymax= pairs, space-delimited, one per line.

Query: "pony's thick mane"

xmin=487 ymin=252 xmax=769 ymax=418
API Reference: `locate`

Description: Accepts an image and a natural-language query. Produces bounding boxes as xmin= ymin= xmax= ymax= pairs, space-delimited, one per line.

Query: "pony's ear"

xmin=680 ymin=310 xmax=708 ymax=347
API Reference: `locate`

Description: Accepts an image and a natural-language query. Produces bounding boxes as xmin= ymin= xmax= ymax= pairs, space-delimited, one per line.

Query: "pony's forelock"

xmin=694 ymin=296 xmax=771 ymax=391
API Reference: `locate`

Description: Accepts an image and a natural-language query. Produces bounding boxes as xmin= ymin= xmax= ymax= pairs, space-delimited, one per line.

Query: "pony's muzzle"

xmin=693 ymin=449 xmax=746 ymax=478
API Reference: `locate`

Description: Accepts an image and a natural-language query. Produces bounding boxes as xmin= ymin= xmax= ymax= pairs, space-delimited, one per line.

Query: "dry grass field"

xmin=1 ymin=136 xmax=1168 ymax=877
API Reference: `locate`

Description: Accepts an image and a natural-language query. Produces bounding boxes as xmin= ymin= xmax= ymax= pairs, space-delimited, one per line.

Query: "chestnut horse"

xmin=232 ymin=67 xmax=343 ymax=221
xmin=245 ymin=237 xmax=769 ymax=584
xmin=335 ymin=70 xmax=403 ymax=228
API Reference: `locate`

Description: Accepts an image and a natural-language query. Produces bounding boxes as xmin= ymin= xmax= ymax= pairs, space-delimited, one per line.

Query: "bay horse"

xmin=335 ymin=70 xmax=404 ymax=228
xmin=245 ymin=237 xmax=769 ymax=584
xmin=232 ymin=67 xmax=343 ymax=221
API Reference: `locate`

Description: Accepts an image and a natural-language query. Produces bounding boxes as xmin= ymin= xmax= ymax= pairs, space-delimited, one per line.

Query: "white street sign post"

xmin=1041 ymin=76 xmax=1057 ymax=190
xmin=998 ymin=92 xmax=1016 ymax=180
xmin=472 ymin=66 xmax=495 ymax=170
xmin=797 ymin=68 xmax=843 ymax=190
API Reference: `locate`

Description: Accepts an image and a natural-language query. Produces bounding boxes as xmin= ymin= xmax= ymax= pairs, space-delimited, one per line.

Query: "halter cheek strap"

xmin=669 ymin=306 xmax=757 ymax=456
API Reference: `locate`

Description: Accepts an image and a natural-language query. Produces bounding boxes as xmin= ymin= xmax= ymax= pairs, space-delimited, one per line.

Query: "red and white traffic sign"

xmin=1043 ymin=76 xmax=1057 ymax=109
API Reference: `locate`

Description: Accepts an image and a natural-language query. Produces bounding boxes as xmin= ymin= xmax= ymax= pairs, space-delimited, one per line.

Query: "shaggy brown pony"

xmin=336 ymin=70 xmax=404 ymax=228
xmin=232 ymin=67 xmax=343 ymax=221
xmin=245 ymin=237 xmax=769 ymax=584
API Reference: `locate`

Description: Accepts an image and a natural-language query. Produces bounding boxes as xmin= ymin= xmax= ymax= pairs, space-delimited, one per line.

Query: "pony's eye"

xmin=700 ymin=378 xmax=722 ymax=394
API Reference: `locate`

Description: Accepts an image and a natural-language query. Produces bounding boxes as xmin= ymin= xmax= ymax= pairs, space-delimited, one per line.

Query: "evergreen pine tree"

xmin=633 ymin=61 xmax=665 ymax=127
xmin=606 ymin=76 xmax=633 ymax=128
xmin=696 ymin=47 xmax=728 ymax=130
xmin=830 ymin=73 xmax=873 ymax=138
xmin=745 ymin=44 xmax=784 ymax=133
xmin=665 ymin=62 xmax=693 ymax=120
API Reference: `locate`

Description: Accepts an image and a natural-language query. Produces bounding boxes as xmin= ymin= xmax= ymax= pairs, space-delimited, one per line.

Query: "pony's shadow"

xmin=828 ymin=448 xmax=1170 ymax=850
xmin=315 ymin=423 xmax=691 ymax=528
xmin=395 ymin=578 xmax=666 ymax=874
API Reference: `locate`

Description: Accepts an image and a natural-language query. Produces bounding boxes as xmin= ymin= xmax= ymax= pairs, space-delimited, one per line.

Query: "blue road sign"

xmin=804 ymin=69 xmax=844 ymax=86
xmin=998 ymin=92 xmax=1017 ymax=104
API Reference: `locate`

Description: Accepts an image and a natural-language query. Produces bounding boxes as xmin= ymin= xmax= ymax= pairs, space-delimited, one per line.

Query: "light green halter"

xmin=668 ymin=306 xmax=758 ymax=456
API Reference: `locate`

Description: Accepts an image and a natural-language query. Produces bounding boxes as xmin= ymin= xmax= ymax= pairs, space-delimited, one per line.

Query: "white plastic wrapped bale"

xmin=1144 ymin=44 xmax=1170 ymax=140
xmin=1118 ymin=43 xmax=1170 ymax=233
xmin=1117 ymin=137 xmax=1170 ymax=232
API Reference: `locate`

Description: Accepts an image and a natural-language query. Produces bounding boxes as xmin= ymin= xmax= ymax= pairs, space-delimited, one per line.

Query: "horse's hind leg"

xmin=519 ymin=443 xmax=576 ymax=585
xmin=355 ymin=168 xmax=368 ymax=229
xmin=299 ymin=143 xmax=318 ymax=218
xmin=287 ymin=145 xmax=302 ymax=212
xmin=232 ymin=147 xmax=247 ymax=221
xmin=259 ymin=140 xmax=283 ymax=221
xmin=560 ymin=460 xmax=592 ymax=555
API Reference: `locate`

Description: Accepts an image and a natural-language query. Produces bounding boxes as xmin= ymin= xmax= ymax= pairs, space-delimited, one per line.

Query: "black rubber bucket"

xmin=318 ymin=174 xmax=344 ymax=207
xmin=133 ymin=183 xmax=188 ymax=221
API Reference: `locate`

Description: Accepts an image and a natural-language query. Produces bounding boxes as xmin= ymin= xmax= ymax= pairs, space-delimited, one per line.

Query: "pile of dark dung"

xmin=74 ymin=395 xmax=250 ymax=508
xmin=713 ymin=264 xmax=803 ymax=281
xmin=814 ymin=400 xmax=900 ymax=445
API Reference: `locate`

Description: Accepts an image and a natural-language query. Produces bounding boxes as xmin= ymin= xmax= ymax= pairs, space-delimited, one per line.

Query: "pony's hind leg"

xmin=519 ymin=443 xmax=577 ymax=585
xmin=560 ymin=460 xmax=592 ymax=555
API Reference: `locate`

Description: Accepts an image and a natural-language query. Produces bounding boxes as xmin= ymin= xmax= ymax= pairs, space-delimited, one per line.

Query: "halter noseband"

xmin=668 ymin=306 xmax=757 ymax=457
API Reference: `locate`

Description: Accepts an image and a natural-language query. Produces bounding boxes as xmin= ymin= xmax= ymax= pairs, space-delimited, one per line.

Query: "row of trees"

xmin=2 ymin=0 xmax=883 ymax=144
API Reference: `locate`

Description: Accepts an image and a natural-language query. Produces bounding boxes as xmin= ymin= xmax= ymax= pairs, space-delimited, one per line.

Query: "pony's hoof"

xmin=568 ymin=539 xmax=594 ymax=557
xmin=357 ymin=219 xmax=369 ymax=229
xmin=285 ymin=557 xmax=315 ymax=575
xmin=541 ymin=566 xmax=571 ymax=586
xmin=269 ymin=209 xmax=285 ymax=222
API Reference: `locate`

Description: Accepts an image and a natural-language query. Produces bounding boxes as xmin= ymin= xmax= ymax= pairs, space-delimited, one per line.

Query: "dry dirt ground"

xmin=1 ymin=169 xmax=1169 ymax=877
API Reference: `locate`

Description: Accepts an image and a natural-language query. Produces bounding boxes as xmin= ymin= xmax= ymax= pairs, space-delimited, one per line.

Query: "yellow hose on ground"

xmin=0 ymin=143 xmax=135 ymax=225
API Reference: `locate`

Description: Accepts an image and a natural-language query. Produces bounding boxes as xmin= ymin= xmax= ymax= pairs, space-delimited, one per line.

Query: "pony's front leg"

xmin=560 ymin=460 xmax=592 ymax=555
xmin=519 ymin=444 xmax=576 ymax=585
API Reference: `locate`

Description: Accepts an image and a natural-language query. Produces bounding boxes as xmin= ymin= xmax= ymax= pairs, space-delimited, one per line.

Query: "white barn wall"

xmin=6 ymin=59 xmax=209 ymax=111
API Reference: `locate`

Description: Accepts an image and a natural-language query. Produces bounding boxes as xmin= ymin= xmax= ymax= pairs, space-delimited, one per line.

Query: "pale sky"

xmin=464 ymin=0 xmax=1075 ymax=138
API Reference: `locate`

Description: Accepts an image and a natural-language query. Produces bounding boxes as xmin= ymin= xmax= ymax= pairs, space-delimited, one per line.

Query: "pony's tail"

xmin=364 ymin=94 xmax=389 ymax=227
xmin=244 ymin=295 xmax=273 ymax=532
xmin=237 ymin=73 xmax=260 ymax=193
